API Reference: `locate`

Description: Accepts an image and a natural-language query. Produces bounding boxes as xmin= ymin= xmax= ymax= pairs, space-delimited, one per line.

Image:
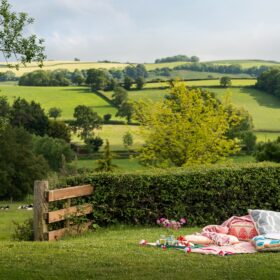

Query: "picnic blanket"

xmin=146 ymin=241 xmax=256 ymax=256
xmin=142 ymin=215 xmax=258 ymax=256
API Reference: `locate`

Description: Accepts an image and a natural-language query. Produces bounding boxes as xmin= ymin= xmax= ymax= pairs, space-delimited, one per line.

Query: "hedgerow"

xmin=65 ymin=163 xmax=280 ymax=226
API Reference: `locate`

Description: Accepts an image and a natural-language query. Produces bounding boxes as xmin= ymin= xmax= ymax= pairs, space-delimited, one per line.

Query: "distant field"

xmin=186 ymin=79 xmax=256 ymax=87
xmin=76 ymin=158 xmax=146 ymax=171
xmin=0 ymin=61 xmax=129 ymax=76
xmin=0 ymin=85 xmax=118 ymax=120
xmin=72 ymin=125 xmax=143 ymax=151
xmin=102 ymin=88 xmax=168 ymax=103
xmin=254 ymin=132 xmax=280 ymax=142
xmin=149 ymin=70 xmax=252 ymax=80
xmin=207 ymin=59 xmax=280 ymax=68
xmin=104 ymin=81 xmax=280 ymax=132
xmin=145 ymin=79 xmax=256 ymax=88
xmin=2 ymin=59 xmax=278 ymax=77
xmin=206 ymin=87 xmax=280 ymax=131
xmin=170 ymin=70 xmax=251 ymax=79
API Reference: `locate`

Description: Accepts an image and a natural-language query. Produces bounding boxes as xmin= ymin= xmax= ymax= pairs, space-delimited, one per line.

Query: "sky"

xmin=7 ymin=0 xmax=280 ymax=62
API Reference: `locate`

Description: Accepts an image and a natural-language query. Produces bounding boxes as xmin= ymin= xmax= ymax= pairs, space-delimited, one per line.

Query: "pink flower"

xmin=179 ymin=218 xmax=186 ymax=225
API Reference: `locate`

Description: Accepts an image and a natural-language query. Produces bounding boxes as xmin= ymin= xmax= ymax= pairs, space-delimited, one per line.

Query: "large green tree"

xmin=0 ymin=0 xmax=45 ymax=69
xmin=86 ymin=69 xmax=109 ymax=91
xmin=116 ymin=101 xmax=134 ymax=123
xmin=72 ymin=105 xmax=102 ymax=140
xmin=10 ymin=98 xmax=49 ymax=136
xmin=133 ymin=83 xmax=241 ymax=167
xmin=112 ymin=86 xmax=128 ymax=107
xmin=33 ymin=135 xmax=74 ymax=171
xmin=0 ymin=124 xmax=49 ymax=200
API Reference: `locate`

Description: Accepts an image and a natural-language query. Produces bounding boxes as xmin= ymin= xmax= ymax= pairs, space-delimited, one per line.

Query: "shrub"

xmin=12 ymin=218 xmax=34 ymax=241
xmin=66 ymin=164 xmax=280 ymax=227
xmin=255 ymin=137 xmax=280 ymax=163
xmin=33 ymin=135 xmax=74 ymax=171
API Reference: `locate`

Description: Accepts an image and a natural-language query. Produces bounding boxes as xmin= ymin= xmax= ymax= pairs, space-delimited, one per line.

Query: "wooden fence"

xmin=33 ymin=181 xmax=94 ymax=241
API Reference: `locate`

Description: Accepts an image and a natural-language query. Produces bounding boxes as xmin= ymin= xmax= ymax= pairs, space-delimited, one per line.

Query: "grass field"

xmin=0 ymin=84 xmax=118 ymax=120
xmin=206 ymin=87 xmax=280 ymax=131
xmin=72 ymin=125 xmax=143 ymax=151
xmin=145 ymin=79 xmax=256 ymax=88
xmin=254 ymin=132 xmax=280 ymax=142
xmin=207 ymin=59 xmax=280 ymax=68
xmin=1 ymin=205 xmax=280 ymax=279
xmin=0 ymin=61 xmax=129 ymax=76
xmin=112 ymin=83 xmax=280 ymax=132
xmin=76 ymin=158 xmax=146 ymax=171
xmin=0 ymin=201 xmax=32 ymax=241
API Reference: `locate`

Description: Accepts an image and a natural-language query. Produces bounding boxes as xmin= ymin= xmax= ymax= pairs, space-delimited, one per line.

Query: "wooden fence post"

xmin=34 ymin=180 xmax=49 ymax=241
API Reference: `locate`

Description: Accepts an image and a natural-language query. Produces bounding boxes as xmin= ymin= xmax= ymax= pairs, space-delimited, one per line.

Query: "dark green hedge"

xmin=65 ymin=164 xmax=280 ymax=226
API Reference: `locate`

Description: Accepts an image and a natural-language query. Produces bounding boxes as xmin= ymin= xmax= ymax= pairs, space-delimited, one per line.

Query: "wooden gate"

xmin=33 ymin=181 xmax=94 ymax=241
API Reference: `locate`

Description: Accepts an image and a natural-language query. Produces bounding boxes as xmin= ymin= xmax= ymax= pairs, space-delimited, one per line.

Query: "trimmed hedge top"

xmin=65 ymin=163 xmax=280 ymax=226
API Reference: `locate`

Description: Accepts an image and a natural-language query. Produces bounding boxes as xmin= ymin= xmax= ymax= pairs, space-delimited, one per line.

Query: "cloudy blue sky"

xmin=8 ymin=0 xmax=280 ymax=62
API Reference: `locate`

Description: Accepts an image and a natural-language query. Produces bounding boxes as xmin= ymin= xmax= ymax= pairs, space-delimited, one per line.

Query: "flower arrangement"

xmin=156 ymin=217 xmax=187 ymax=246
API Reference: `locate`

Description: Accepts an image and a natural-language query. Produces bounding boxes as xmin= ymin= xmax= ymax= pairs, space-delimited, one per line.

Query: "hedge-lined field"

xmin=0 ymin=85 xmax=118 ymax=120
xmin=208 ymin=87 xmax=280 ymax=131
xmin=66 ymin=164 xmax=280 ymax=226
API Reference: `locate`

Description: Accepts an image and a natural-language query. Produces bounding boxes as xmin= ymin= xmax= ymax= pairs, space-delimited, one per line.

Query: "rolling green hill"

xmin=0 ymin=84 xmax=118 ymax=120
xmin=104 ymin=80 xmax=280 ymax=135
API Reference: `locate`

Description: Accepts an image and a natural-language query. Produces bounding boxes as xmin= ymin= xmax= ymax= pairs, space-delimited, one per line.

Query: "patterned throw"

xmin=249 ymin=209 xmax=280 ymax=235
xmin=252 ymin=235 xmax=280 ymax=251
xmin=146 ymin=241 xmax=256 ymax=256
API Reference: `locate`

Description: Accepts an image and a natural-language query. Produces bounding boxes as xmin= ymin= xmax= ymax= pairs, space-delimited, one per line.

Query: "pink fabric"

xmin=221 ymin=215 xmax=253 ymax=227
xmin=190 ymin=242 xmax=256 ymax=256
xmin=201 ymin=215 xmax=256 ymax=245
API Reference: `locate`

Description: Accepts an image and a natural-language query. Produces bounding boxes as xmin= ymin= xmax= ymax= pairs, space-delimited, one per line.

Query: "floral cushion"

xmin=228 ymin=221 xmax=258 ymax=241
xmin=249 ymin=209 xmax=280 ymax=235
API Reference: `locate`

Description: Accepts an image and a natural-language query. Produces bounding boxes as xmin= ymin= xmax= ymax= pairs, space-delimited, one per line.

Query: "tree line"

xmin=18 ymin=64 xmax=148 ymax=89
xmin=155 ymin=55 xmax=199 ymax=63
xmin=256 ymin=68 xmax=280 ymax=98
xmin=173 ymin=63 xmax=270 ymax=77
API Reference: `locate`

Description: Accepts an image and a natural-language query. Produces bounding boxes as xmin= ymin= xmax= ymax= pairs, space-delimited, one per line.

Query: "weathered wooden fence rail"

xmin=33 ymin=180 xmax=94 ymax=241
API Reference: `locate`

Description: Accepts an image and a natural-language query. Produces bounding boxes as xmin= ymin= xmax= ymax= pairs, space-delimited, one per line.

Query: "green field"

xmin=112 ymin=83 xmax=280 ymax=132
xmin=145 ymin=79 xmax=256 ymax=88
xmin=0 ymin=205 xmax=280 ymax=279
xmin=0 ymin=61 xmax=129 ymax=76
xmin=76 ymin=158 xmax=146 ymax=171
xmin=206 ymin=87 xmax=280 ymax=131
xmin=254 ymin=132 xmax=280 ymax=142
xmin=207 ymin=59 xmax=280 ymax=68
xmin=0 ymin=84 xmax=118 ymax=120
xmin=0 ymin=202 xmax=32 ymax=241
xmin=72 ymin=125 xmax=143 ymax=151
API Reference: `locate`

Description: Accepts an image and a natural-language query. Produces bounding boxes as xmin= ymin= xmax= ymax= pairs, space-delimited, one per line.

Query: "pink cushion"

xmin=228 ymin=222 xmax=258 ymax=241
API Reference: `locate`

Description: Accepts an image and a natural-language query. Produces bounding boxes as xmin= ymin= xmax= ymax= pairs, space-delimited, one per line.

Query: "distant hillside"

xmin=1 ymin=59 xmax=279 ymax=77
xmin=205 ymin=59 xmax=280 ymax=68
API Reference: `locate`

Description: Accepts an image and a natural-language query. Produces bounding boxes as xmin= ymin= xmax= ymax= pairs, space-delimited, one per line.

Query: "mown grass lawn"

xmin=1 ymin=204 xmax=280 ymax=279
